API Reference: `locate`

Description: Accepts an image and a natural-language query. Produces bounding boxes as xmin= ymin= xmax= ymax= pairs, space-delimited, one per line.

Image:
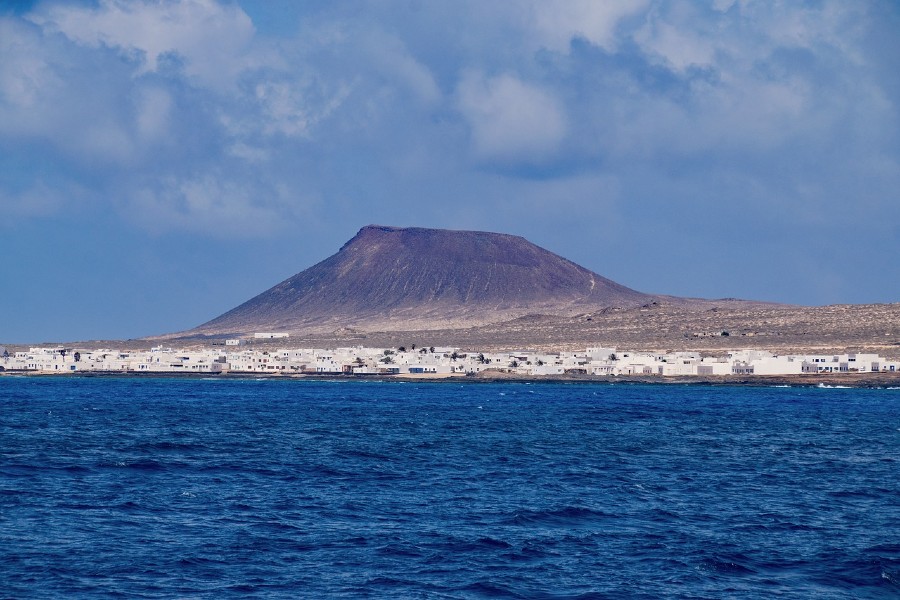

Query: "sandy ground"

xmin=5 ymin=302 xmax=899 ymax=360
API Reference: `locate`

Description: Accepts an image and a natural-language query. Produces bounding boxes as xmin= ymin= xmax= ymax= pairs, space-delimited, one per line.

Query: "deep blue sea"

xmin=1 ymin=377 xmax=899 ymax=598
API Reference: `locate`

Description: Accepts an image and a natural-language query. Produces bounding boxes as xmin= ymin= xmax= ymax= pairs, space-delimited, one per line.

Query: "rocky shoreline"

xmin=4 ymin=369 xmax=899 ymax=389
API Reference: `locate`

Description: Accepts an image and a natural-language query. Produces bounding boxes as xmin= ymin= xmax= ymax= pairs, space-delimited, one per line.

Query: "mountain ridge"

xmin=187 ymin=224 xmax=659 ymax=336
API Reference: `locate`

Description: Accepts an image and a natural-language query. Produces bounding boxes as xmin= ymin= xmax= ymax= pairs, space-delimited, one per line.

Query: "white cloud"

xmin=364 ymin=31 xmax=441 ymax=107
xmin=547 ymin=0 xmax=895 ymax=167
xmin=0 ymin=181 xmax=67 ymax=219
xmin=634 ymin=11 xmax=716 ymax=72
xmin=529 ymin=0 xmax=650 ymax=52
xmin=0 ymin=19 xmax=61 ymax=133
xmin=1 ymin=0 xmax=897 ymax=288
xmin=457 ymin=72 xmax=566 ymax=164
xmin=29 ymin=0 xmax=257 ymax=90
xmin=250 ymin=77 xmax=351 ymax=139
xmin=227 ymin=142 xmax=269 ymax=163
xmin=0 ymin=20 xmax=60 ymax=111
xmin=135 ymin=86 xmax=173 ymax=141
xmin=128 ymin=175 xmax=291 ymax=237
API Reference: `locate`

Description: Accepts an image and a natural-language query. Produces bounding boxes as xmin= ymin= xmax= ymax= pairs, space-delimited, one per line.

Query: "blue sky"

xmin=1 ymin=0 xmax=898 ymax=343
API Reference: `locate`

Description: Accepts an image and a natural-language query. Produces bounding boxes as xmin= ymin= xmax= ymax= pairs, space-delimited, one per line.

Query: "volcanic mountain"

xmin=190 ymin=225 xmax=658 ymax=336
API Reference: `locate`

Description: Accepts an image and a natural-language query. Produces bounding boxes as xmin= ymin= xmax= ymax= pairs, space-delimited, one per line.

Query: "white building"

xmin=2 ymin=344 xmax=898 ymax=378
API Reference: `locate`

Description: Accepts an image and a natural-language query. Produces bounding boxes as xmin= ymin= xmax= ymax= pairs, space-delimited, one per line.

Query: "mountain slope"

xmin=191 ymin=225 xmax=656 ymax=335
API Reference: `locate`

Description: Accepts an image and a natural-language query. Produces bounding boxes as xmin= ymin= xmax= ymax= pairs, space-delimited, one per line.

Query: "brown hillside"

xmin=190 ymin=225 xmax=655 ymax=336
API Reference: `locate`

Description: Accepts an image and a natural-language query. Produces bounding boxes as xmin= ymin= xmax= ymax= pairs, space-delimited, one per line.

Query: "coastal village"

xmin=2 ymin=335 xmax=898 ymax=378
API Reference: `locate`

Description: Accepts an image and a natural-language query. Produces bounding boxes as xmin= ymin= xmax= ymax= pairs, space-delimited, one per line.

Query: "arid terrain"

xmin=158 ymin=225 xmax=897 ymax=358
xmin=13 ymin=300 xmax=898 ymax=361
xmin=213 ymin=300 xmax=899 ymax=359
xmin=13 ymin=226 xmax=895 ymax=358
xmin=183 ymin=224 xmax=656 ymax=337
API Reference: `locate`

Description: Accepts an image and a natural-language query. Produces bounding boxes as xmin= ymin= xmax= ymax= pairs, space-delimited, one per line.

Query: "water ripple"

xmin=1 ymin=377 xmax=898 ymax=598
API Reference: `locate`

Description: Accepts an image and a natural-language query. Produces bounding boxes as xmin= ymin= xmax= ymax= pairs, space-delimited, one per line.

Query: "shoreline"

xmin=2 ymin=370 xmax=899 ymax=389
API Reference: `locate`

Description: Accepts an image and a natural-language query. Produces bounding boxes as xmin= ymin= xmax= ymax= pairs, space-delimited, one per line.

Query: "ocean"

xmin=1 ymin=377 xmax=898 ymax=598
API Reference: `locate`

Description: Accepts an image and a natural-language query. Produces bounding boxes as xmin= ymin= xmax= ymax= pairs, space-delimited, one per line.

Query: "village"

xmin=1 ymin=337 xmax=898 ymax=378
